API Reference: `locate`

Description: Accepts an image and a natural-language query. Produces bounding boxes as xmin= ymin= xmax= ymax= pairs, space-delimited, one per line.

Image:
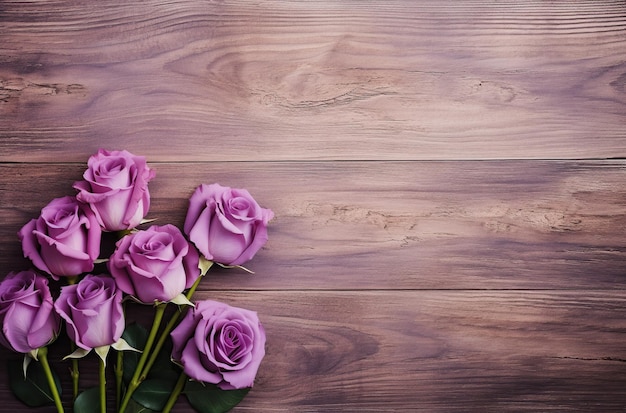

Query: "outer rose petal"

xmin=230 ymin=222 xmax=270 ymax=266
xmin=170 ymin=309 xmax=200 ymax=361
xmin=3 ymin=303 xmax=36 ymax=353
xmin=183 ymin=241 xmax=201 ymax=289
xmin=36 ymin=231 xmax=93 ymax=276
xmin=18 ymin=219 xmax=52 ymax=275
xmin=27 ymin=296 xmax=59 ymax=350
xmin=181 ymin=339 xmax=223 ymax=384
xmin=187 ymin=206 xmax=214 ymax=260
xmin=207 ymin=217 xmax=248 ymax=265
xmin=133 ymin=267 xmax=185 ymax=303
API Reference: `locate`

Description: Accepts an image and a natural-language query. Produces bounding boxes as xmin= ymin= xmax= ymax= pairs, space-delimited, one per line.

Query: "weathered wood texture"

xmin=2 ymin=161 xmax=626 ymax=290
xmin=1 ymin=0 xmax=626 ymax=412
xmin=15 ymin=291 xmax=626 ymax=412
xmin=1 ymin=0 xmax=625 ymax=161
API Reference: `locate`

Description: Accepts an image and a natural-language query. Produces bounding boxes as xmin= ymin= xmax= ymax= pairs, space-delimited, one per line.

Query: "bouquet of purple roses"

xmin=0 ymin=149 xmax=273 ymax=413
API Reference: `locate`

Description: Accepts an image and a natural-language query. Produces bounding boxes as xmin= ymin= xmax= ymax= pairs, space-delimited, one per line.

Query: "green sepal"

xmin=94 ymin=345 xmax=110 ymax=365
xmin=63 ymin=346 xmax=91 ymax=360
xmin=113 ymin=337 xmax=142 ymax=353
xmin=216 ymin=262 xmax=254 ymax=274
xmin=198 ymin=256 xmax=214 ymax=276
xmin=27 ymin=348 xmax=39 ymax=361
xmin=132 ymin=378 xmax=178 ymax=411
xmin=126 ymin=398 xmax=157 ymax=413
xmin=170 ymin=293 xmax=194 ymax=307
xmin=8 ymin=358 xmax=62 ymax=407
xmin=22 ymin=353 xmax=34 ymax=378
xmin=73 ymin=387 xmax=99 ymax=413
xmin=184 ymin=380 xmax=250 ymax=413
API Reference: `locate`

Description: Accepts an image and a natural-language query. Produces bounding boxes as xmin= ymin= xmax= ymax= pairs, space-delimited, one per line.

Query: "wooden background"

xmin=1 ymin=0 xmax=626 ymax=411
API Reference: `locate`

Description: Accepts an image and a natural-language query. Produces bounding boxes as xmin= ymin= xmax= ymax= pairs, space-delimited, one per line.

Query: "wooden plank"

xmin=0 ymin=290 xmax=623 ymax=412
xmin=2 ymin=160 xmax=625 ymax=290
xmin=1 ymin=0 xmax=625 ymax=162
xmin=221 ymin=290 xmax=626 ymax=412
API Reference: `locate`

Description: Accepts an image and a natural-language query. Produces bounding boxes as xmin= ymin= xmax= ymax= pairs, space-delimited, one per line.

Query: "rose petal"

xmin=207 ymin=218 xmax=248 ymax=265
xmin=18 ymin=220 xmax=52 ymax=275
xmin=180 ymin=340 xmax=223 ymax=384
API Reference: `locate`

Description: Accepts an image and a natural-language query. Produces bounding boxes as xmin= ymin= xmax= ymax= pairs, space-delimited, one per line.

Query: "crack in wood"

xmin=552 ymin=356 xmax=626 ymax=363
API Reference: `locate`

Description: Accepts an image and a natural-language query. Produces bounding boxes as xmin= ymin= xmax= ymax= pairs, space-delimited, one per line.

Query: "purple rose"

xmin=171 ymin=300 xmax=266 ymax=390
xmin=73 ymin=149 xmax=156 ymax=231
xmin=18 ymin=196 xmax=102 ymax=279
xmin=0 ymin=270 xmax=60 ymax=353
xmin=184 ymin=184 xmax=274 ymax=266
xmin=54 ymin=274 xmax=124 ymax=351
xmin=108 ymin=224 xmax=200 ymax=304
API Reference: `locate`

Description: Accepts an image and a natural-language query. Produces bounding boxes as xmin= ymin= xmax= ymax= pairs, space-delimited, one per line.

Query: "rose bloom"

xmin=73 ymin=149 xmax=156 ymax=231
xmin=18 ymin=196 xmax=102 ymax=279
xmin=54 ymin=274 xmax=124 ymax=351
xmin=108 ymin=224 xmax=200 ymax=304
xmin=171 ymin=300 xmax=266 ymax=390
xmin=0 ymin=270 xmax=60 ymax=353
xmin=184 ymin=183 xmax=274 ymax=266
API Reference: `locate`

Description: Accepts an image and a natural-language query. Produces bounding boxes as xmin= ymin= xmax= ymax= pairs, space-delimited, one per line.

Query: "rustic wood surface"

xmin=1 ymin=1 xmax=625 ymax=412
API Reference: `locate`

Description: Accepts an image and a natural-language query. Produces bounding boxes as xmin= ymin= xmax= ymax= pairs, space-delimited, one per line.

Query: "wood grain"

xmin=2 ymin=161 xmax=626 ymax=290
xmin=1 ymin=1 xmax=626 ymax=412
xmin=0 ymin=291 xmax=623 ymax=412
xmin=1 ymin=0 xmax=625 ymax=161
xmin=222 ymin=290 xmax=626 ymax=412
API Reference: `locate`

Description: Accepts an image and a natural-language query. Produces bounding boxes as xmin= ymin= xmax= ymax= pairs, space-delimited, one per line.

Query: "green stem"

xmin=184 ymin=267 xmax=208 ymax=299
xmin=99 ymin=357 xmax=106 ymax=413
xmin=139 ymin=274 xmax=204 ymax=381
xmin=161 ymin=372 xmax=187 ymax=413
xmin=118 ymin=303 xmax=167 ymax=413
xmin=115 ymin=300 xmax=127 ymax=410
xmin=115 ymin=347 xmax=123 ymax=410
xmin=38 ymin=347 xmax=64 ymax=413
xmin=116 ymin=229 xmax=133 ymax=239
xmin=66 ymin=277 xmax=80 ymax=400
xmin=70 ymin=345 xmax=79 ymax=400
xmin=139 ymin=307 xmax=182 ymax=382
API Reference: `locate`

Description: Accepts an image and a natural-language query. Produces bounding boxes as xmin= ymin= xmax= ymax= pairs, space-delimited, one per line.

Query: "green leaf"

xmin=122 ymin=322 xmax=149 ymax=349
xmin=148 ymin=342 xmax=180 ymax=382
xmin=126 ymin=398 xmax=158 ymax=413
xmin=7 ymin=358 xmax=62 ymax=407
xmin=73 ymin=387 xmax=99 ymax=413
xmin=185 ymin=380 xmax=250 ymax=413
xmin=132 ymin=378 xmax=177 ymax=411
xmin=122 ymin=323 xmax=149 ymax=383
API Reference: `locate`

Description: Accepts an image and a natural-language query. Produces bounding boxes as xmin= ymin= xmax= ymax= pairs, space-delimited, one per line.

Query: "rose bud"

xmin=73 ymin=149 xmax=156 ymax=231
xmin=184 ymin=183 xmax=274 ymax=266
xmin=108 ymin=224 xmax=200 ymax=304
xmin=18 ymin=196 xmax=102 ymax=279
xmin=171 ymin=300 xmax=266 ymax=390
xmin=0 ymin=270 xmax=60 ymax=354
xmin=54 ymin=274 xmax=126 ymax=361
